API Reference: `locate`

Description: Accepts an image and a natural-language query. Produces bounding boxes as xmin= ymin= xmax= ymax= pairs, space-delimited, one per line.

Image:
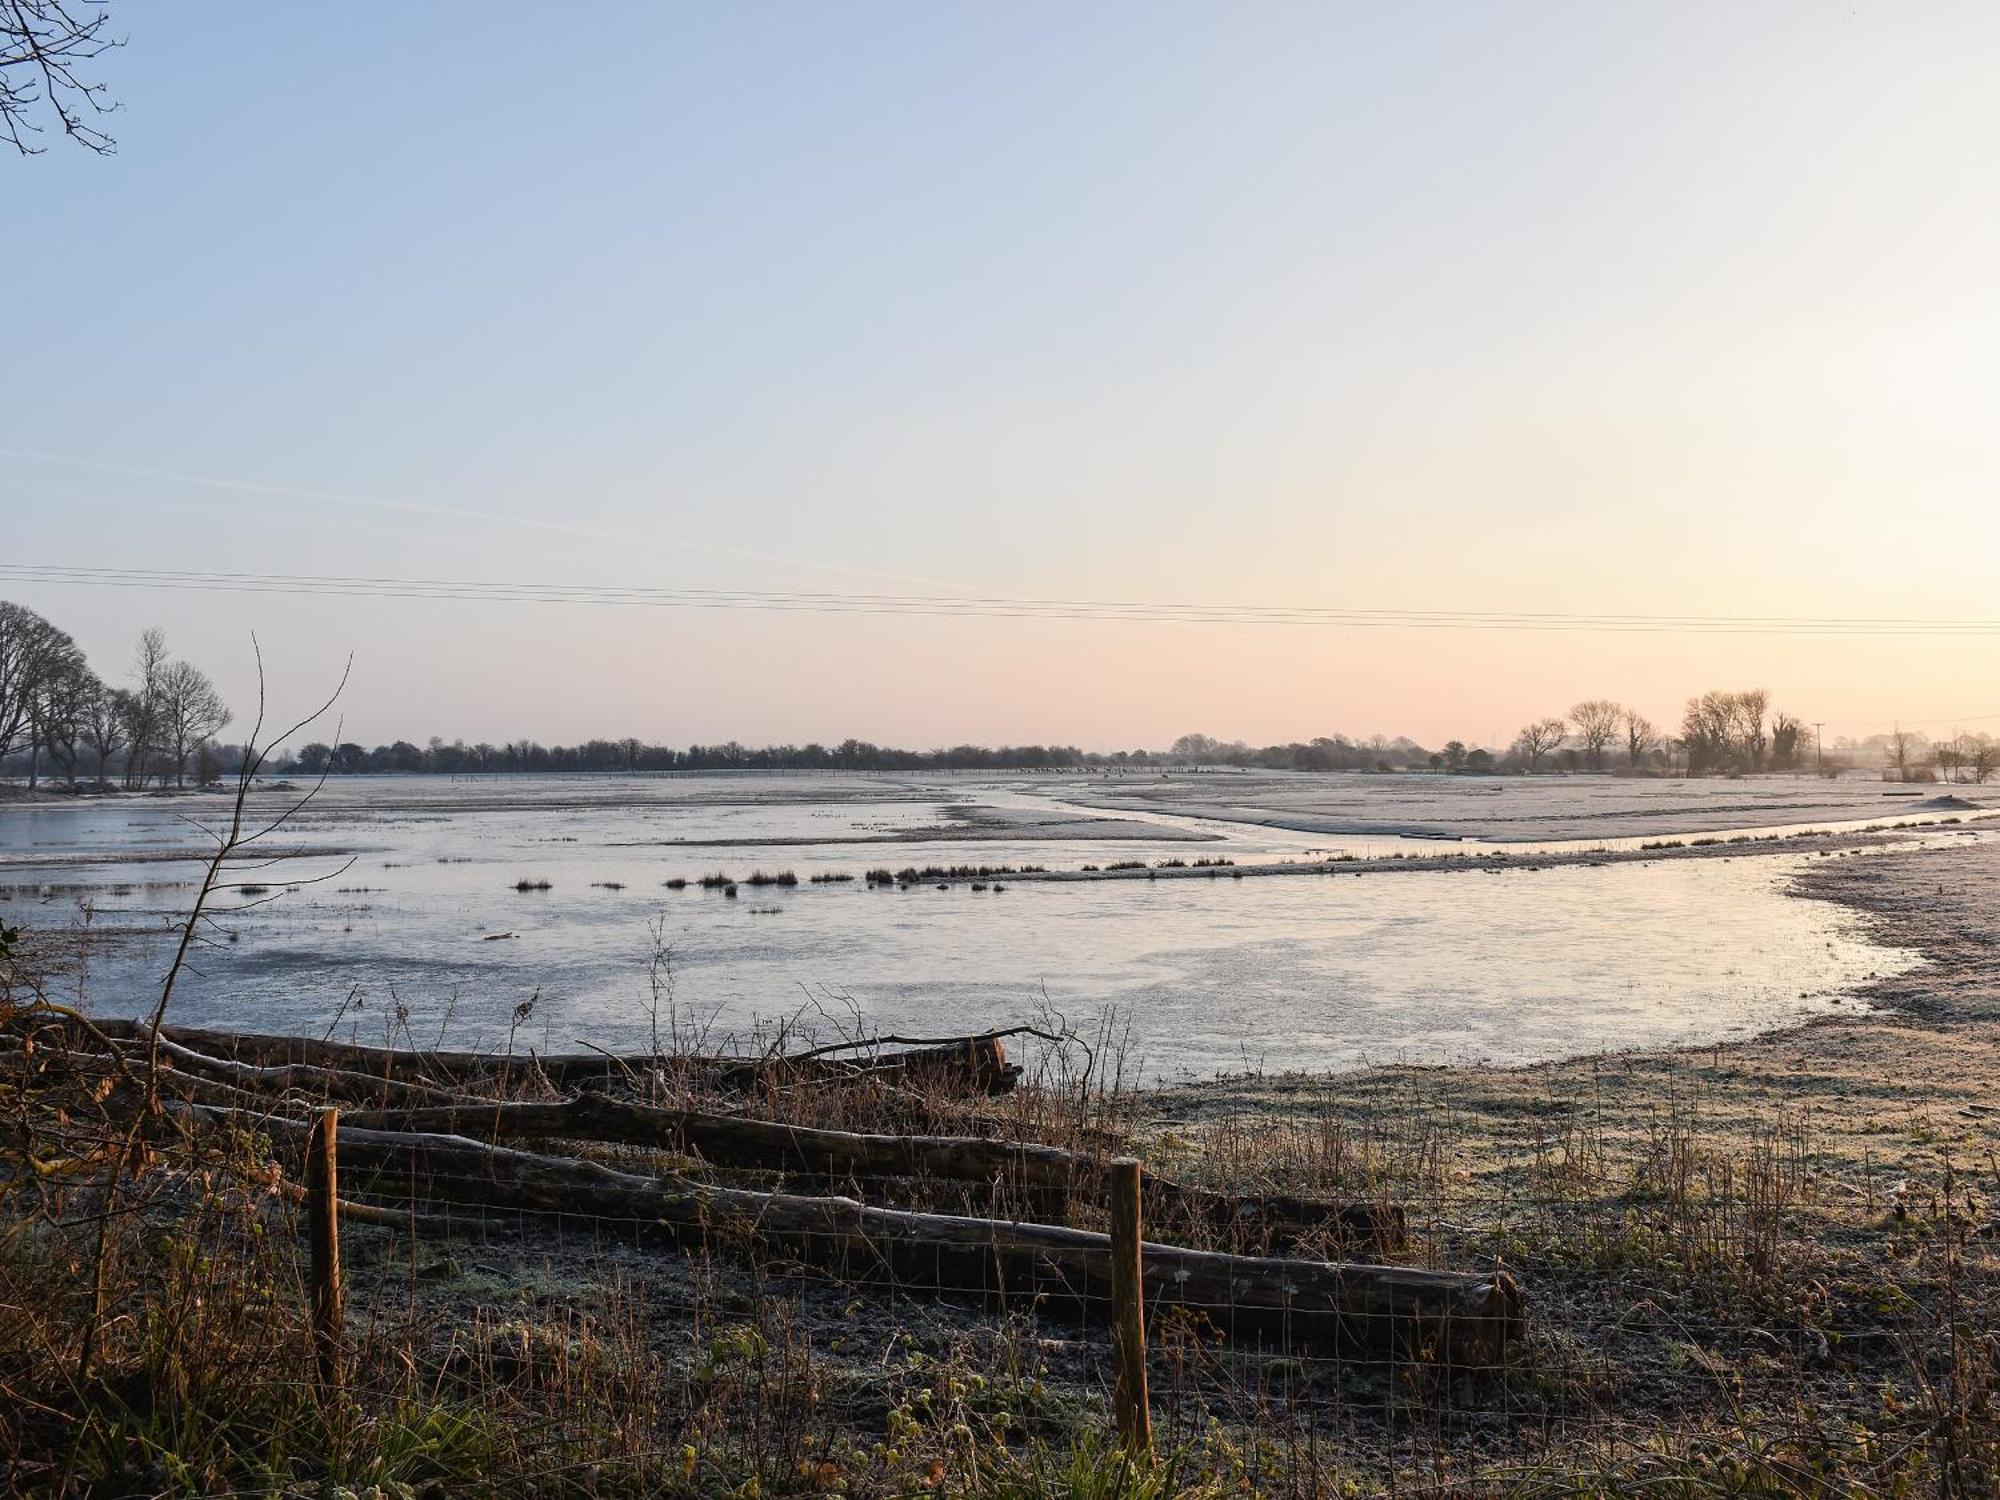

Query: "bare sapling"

xmin=76 ymin=641 xmax=351 ymax=1383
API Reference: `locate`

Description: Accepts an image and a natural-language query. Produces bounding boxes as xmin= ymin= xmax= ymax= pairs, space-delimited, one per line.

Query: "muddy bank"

xmin=990 ymin=812 xmax=1995 ymax=885
xmin=606 ymin=803 xmax=1212 ymax=847
xmin=0 ymin=843 xmax=357 ymax=871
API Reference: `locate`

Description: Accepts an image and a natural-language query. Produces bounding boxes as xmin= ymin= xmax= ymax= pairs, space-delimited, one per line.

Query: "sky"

xmin=5 ymin=2 xmax=1999 ymax=751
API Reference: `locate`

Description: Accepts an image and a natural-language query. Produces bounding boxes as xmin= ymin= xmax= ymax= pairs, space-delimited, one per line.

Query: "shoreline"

xmin=1141 ymin=828 xmax=2000 ymax=1170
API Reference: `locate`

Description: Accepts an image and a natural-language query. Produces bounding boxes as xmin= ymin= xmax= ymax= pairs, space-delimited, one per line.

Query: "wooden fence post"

xmin=1108 ymin=1155 xmax=1152 ymax=1456
xmin=306 ymin=1106 xmax=343 ymax=1392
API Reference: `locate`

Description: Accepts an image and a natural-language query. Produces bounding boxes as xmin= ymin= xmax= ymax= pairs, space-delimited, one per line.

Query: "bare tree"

xmin=1886 ymin=725 xmax=1923 ymax=783
xmin=2 ymin=1 xmax=119 ymax=155
xmin=156 ymin=658 xmax=232 ymax=788
xmin=1732 ymin=688 xmax=1770 ymax=770
xmin=1682 ymin=689 xmax=1784 ymax=776
xmin=1682 ymin=693 xmax=1729 ymax=775
xmin=1622 ymin=708 xmax=1657 ymax=769
xmin=79 ymin=679 xmax=130 ymax=782
xmin=123 ymin=626 xmax=168 ymax=788
xmin=1170 ymin=733 xmax=1219 ymax=763
xmin=1769 ymin=712 xmax=1805 ymax=771
xmin=1970 ymin=736 xmax=1997 ymax=785
xmin=0 ymin=600 xmax=73 ymax=761
xmin=1514 ymin=717 xmax=1567 ymax=773
xmin=73 ymin=641 xmax=349 ymax=1381
xmin=1568 ymin=700 xmax=1623 ymax=772
xmin=1934 ymin=733 xmax=1964 ymax=784
xmin=27 ymin=643 xmax=93 ymax=786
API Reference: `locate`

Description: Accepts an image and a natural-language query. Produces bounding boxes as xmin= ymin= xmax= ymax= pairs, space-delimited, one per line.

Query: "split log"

xmin=340 ymin=1093 xmax=1403 ymax=1251
xmin=85 ymin=1021 xmax=1020 ymax=1095
xmin=198 ymin=1108 xmax=1518 ymax=1364
xmin=131 ymin=1034 xmax=466 ymax=1108
xmin=8 ymin=1031 xmax=406 ymax=1119
xmin=276 ymin=1178 xmax=468 ymax=1236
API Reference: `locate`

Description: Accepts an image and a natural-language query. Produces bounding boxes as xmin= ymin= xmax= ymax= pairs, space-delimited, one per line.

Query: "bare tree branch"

xmin=1 ymin=1 xmax=120 ymax=156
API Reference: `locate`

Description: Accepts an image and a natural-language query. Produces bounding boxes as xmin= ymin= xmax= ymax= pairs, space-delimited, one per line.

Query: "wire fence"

xmin=3 ymin=1002 xmax=1998 ymax=1497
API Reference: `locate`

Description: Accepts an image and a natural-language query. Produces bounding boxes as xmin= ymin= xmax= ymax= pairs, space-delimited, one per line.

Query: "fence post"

xmin=1108 ymin=1155 xmax=1152 ymax=1456
xmin=306 ymin=1106 xmax=343 ymax=1393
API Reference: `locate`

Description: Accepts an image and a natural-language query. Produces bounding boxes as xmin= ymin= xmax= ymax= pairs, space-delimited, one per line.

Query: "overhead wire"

xmin=9 ymin=562 xmax=2000 ymax=638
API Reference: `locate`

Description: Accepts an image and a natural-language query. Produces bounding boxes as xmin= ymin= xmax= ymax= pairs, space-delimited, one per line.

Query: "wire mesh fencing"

xmin=3 ymin=1000 xmax=1997 ymax=1496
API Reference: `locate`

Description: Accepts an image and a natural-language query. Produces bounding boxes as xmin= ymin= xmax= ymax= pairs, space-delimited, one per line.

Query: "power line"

xmin=1893 ymin=709 xmax=2000 ymax=728
xmin=9 ymin=562 xmax=2000 ymax=638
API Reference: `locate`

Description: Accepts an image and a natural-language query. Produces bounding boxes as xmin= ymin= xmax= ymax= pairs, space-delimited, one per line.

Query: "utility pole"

xmin=1814 ymin=722 xmax=1825 ymax=776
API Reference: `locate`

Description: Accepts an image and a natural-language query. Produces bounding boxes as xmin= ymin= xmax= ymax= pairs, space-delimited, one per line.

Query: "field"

xmin=3 ymin=823 xmax=1998 ymax=1495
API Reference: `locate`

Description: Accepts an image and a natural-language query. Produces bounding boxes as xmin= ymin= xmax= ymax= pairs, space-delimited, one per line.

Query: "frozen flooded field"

xmin=1068 ymin=767 xmax=1993 ymax=843
xmin=3 ymin=770 xmax=1986 ymax=1080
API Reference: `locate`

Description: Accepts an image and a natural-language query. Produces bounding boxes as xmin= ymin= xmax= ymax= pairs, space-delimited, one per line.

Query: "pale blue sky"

xmin=6 ymin=3 xmax=1999 ymax=747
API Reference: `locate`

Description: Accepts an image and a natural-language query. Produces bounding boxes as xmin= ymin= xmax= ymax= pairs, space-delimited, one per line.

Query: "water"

xmin=0 ymin=771 xmax=1945 ymax=1080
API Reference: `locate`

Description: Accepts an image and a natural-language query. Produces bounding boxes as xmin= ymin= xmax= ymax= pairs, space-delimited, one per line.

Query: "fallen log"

xmin=86 ymin=1020 xmax=1021 ymax=1094
xmin=196 ymin=1108 xmax=1518 ymax=1364
xmin=340 ymin=1093 xmax=1403 ymax=1251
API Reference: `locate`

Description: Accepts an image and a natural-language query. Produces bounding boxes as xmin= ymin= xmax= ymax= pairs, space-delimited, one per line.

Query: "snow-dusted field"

xmin=1057 ymin=768 xmax=1992 ymax=842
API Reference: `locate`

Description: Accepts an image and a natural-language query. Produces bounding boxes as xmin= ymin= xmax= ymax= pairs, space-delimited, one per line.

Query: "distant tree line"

xmin=1503 ymin=692 xmax=1785 ymax=777
xmin=277 ymin=738 xmax=1109 ymax=776
xmin=268 ymin=730 xmax=1454 ymax=778
xmin=1496 ymin=690 xmax=1994 ymax=781
xmin=1163 ymin=733 xmax=1435 ymax=773
xmin=0 ymin=603 xmax=232 ymax=789
xmin=1834 ymin=726 xmax=1997 ymax=785
xmin=9 ymin=600 xmax=1983 ymax=786
xmin=238 ymin=711 xmax=2000 ymax=785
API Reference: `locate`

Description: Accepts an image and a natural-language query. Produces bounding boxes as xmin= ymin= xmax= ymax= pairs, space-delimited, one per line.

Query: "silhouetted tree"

xmin=157 ymin=658 xmax=232 ymax=787
xmin=1681 ymin=691 xmax=1746 ymax=775
xmin=0 ymin=601 xmax=75 ymax=765
xmin=1970 ymin=736 xmax=1997 ymax=785
xmin=1514 ymin=717 xmax=1567 ymax=772
xmin=1733 ymin=689 xmax=1771 ymax=770
xmin=28 ymin=644 xmax=93 ymax=785
xmin=1622 ymin=709 xmax=1657 ymax=769
xmin=1770 ymin=713 xmax=1804 ymax=770
xmin=79 ymin=680 xmax=131 ymax=781
xmin=1170 ymin=733 xmax=1220 ymax=762
xmin=1886 ymin=726 xmax=1923 ymax=783
xmin=123 ymin=628 xmax=169 ymax=788
xmin=1569 ymin=700 xmax=1623 ymax=771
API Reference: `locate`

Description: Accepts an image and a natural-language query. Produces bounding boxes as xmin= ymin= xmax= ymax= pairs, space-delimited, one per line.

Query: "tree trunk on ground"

xmin=207 ymin=1111 xmax=1520 ymax=1365
xmin=83 ymin=1020 xmax=1022 ymax=1095
xmin=341 ymin=1094 xmax=1404 ymax=1252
